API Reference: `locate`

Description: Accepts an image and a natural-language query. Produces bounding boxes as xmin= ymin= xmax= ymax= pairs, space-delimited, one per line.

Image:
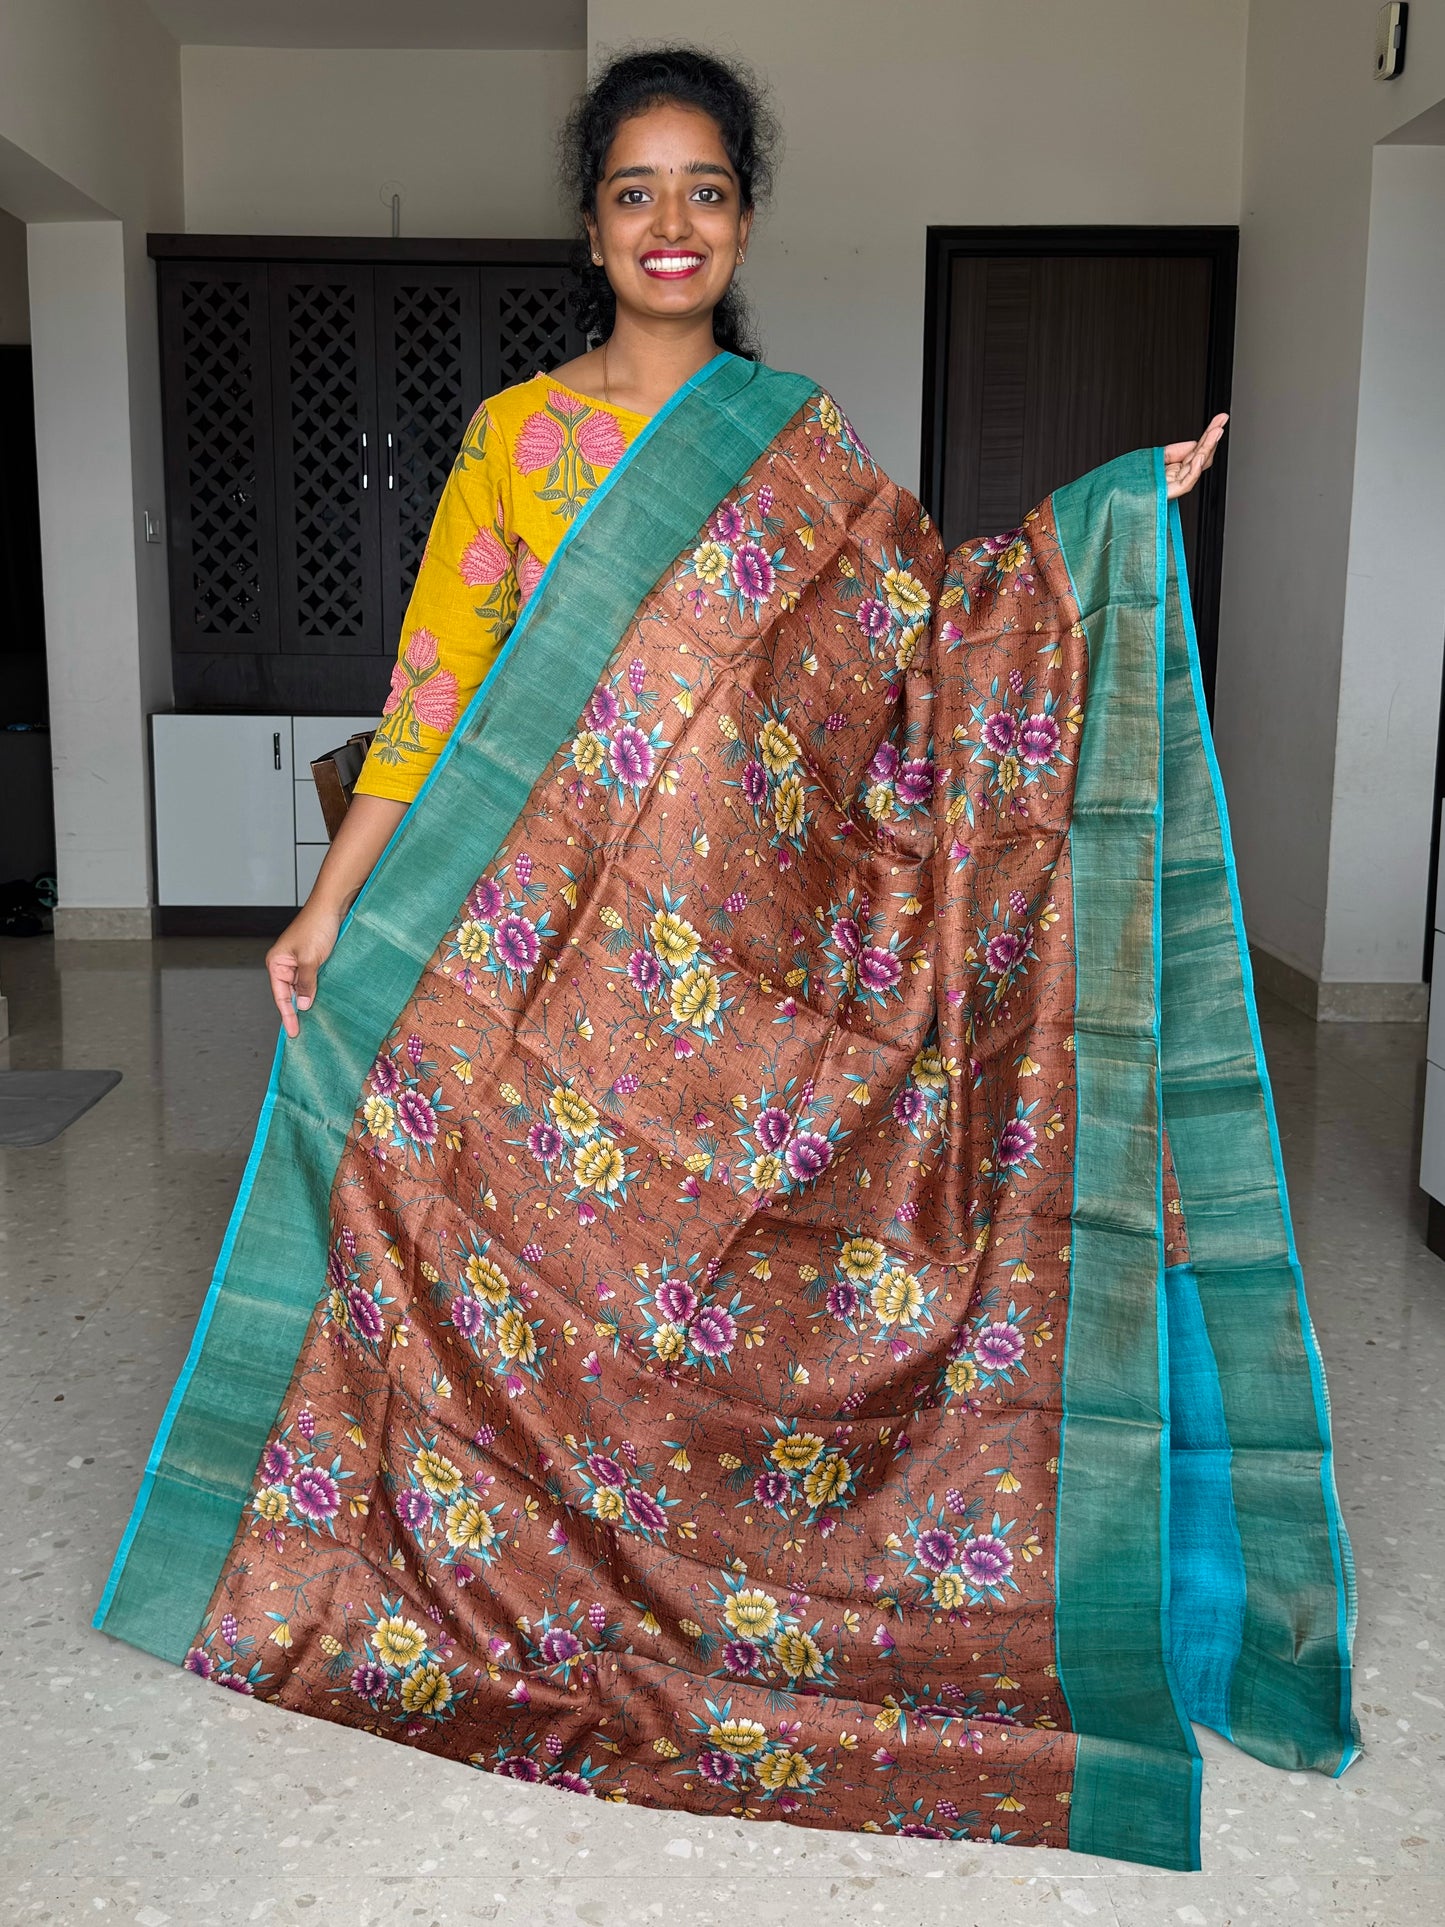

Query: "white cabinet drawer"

xmin=1422 ymin=1061 xmax=1445 ymax=1203
xmin=295 ymin=843 xmax=329 ymax=902
xmin=153 ymin=714 xmax=295 ymax=905
xmin=294 ymin=778 xmax=328 ymax=845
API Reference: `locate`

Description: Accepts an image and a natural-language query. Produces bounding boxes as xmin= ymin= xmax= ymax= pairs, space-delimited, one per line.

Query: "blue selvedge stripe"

xmin=95 ymin=349 xmax=746 ymax=1633
xmin=1167 ymin=500 xmax=1359 ymax=1771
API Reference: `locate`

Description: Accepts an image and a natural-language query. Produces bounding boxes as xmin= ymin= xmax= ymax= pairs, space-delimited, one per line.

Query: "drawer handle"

xmin=273 ymin=731 xmax=282 ymax=771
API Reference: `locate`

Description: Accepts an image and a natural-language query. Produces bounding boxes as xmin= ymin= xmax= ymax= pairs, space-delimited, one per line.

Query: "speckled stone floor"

xmin=1 ymin=934 xmax=1441 ymax=1927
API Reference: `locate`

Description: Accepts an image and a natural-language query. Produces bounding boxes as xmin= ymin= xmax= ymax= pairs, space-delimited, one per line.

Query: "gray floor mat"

xmin=0 ymin=1069 xmax=123 ymax=1146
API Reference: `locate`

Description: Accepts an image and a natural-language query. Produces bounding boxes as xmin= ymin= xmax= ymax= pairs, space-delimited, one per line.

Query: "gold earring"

xmin=592 ymin=254 xmax=603 ymax=266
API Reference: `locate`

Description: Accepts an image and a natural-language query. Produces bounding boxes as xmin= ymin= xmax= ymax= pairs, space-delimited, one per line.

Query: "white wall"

xmin=1214 ymin=0 xmax=1445 ymax=988
xmin=0 ymin=0 xmax=182 ymax=928
xmin=0 ymin=207 xmax=27 ymax=342
xmin=589 ymin=0 xmax=1248 ymax=487
xmin=182 ymin=46 xmax=586 ymax=237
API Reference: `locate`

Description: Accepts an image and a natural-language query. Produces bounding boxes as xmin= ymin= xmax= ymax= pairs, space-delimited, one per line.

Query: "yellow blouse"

xmin=354 ymin=374 xmax=648 ymax=803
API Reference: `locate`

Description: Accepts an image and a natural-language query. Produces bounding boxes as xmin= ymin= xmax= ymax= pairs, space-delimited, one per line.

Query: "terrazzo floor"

xmin=1 ymin=934 xmax=1441 ymax=1927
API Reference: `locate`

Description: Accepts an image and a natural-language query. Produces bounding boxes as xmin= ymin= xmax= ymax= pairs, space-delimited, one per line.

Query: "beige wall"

xmin=1214 ymin=0 xmax=1445 ymax=988
xmin=181 ymin=46 xmax=586 ymax=237
xmin=0 ymin=207 xmax=27 ymax=342
xmin=589 ymin=0 xmax=1248 ymax=487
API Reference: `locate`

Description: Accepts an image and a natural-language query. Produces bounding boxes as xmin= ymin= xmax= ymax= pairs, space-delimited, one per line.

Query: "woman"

xmin=96 ymin=49 xmax=1355 ymax=1871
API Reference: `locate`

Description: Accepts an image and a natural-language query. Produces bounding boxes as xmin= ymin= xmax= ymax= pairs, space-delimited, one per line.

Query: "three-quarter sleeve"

xmin=353 ymin=404 xmax=519 ymax=803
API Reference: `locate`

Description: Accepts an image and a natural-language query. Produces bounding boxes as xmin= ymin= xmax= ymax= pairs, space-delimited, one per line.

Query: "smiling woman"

xmin=95 ymin=43 xmax=1345 ymax=1879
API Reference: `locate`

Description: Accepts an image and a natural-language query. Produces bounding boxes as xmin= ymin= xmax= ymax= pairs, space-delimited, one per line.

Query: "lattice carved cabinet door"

xmin=270 ymin=265 xmax=384 ymax=657
xmin=158 ymin=264 xmax=280 ymax=654
xmin=481 ymin=266 xmax=585 ymax=395
xmin=374 ymin=267 xmax=483 ymax=648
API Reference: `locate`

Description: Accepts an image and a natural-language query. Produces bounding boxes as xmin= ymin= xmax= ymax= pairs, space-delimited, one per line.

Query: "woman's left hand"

xmin=1164 ymin=414 xmax=1228 ymax=500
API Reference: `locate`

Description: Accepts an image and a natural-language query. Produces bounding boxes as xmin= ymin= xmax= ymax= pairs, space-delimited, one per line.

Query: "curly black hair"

xmin=557 ymin=46 xmax=780 ymax=359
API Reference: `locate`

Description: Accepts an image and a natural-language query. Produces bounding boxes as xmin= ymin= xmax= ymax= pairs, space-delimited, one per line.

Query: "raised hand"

xmin=1164 ymin=413 xmax=1228 ymax=500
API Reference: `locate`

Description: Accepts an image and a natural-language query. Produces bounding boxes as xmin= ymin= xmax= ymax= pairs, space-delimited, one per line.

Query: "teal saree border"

xmin=95 ymin=353 xmax=817 ymax=1660
xmin=1053 ymin=449 xmax=1201 ymax=1871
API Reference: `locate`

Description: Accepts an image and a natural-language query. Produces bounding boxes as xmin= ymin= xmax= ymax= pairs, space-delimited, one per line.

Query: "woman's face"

xmin=586 ymin=101 xmax=753 ymax=331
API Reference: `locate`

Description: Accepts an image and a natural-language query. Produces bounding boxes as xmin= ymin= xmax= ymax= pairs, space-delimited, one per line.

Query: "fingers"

xmin=293 ymin=959 xmax=318 ymax=1013
xmin=268 ymin=951 xmax=300 ymax=1039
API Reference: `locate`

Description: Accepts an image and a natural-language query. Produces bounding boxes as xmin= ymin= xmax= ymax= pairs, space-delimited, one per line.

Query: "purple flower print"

xmin=741 ymin=759 xmax=767 ymax=808
xmin=261 ymin=1440 xmax=294 ymax=1484
xmin=710 ymin=501 xmax=746 ymax=544
xmin=586 ymin=1453 xmax=626 ymax=1489
xmin=587 ymin=684 xmax=620 ymax=733
xmin=351 ymin=1661 xmax=388 ymax=1700
xmin=754 ymin=1105 xmax=792 ymax=1152
xmin=732 ymin=541 xmax=775 ymax=601
xmin=539 ymin=1627 xmax=583 ymax=1666
xmin=493 ymin=913 xmax=540 ymax=975
xmin=395 ymin=1486 xmax=432 ymax=1531
xmin=893 ymin=1087 xmax=926 ymax=1125
xmin=996 ymin=1117 xmax=1037 ymax=1168
xmin=973 ymin=1321 xmax=1025 ymax=1371
xmin=370 ymin=1052 xmax=400 ymax=1096
xmin=627 ymin=947 xmax=662 ymax=993
xmin=347 ymin=1286 xmax=384 ymax=1343
xmin=326 ymin=1247 xmax=347 ymax=1291
xmin=984 ymin=929 xmax=1025 ymax=975
xmin=752 ymin=1470 xmax=791 ymax=1506
xmin=1019 ymin=712 xmax=1061 ymax=766
xmin=497 ymin=1754 xmax=543 ymax=1782
xmin=856 ymin=597 xmax=891 ymax=638
xmin=655 ymin=1277 xmax=698 ymax=1324
xmin=290 ymin=1467 xmax=340 ymax=1523
xmin=623 ymin=1488 xmax=668 ymax=1532
xmin=831 ymin=914 xmax=862 ymax=958
xmin=914 ymin=1526 xmax=960 ymax=1573
xmin=184 ymin=1646 xmax=213 ymax=1678
xmin=826 ymin=1280 xmax=860 ymax=1319
xmin=857 ymin=945 xmax=902 ymax=993
xmin=396 ymin=1089 xmax=438 ymax=1145
xmin=527 ymin=1121 xmax=564 ymax=1164
xmin=722 ymin=1640 xmax=764 ymax=1678
xmin=548 ymin=1770 xmax=593 ymax=1795
xmin=980 ymin=711 xmax=1017 ymax=756
xmin=867 ymin=740 xmax=900 ymax=784
xmin=895 ymin=758 xmax=935 ymax=807
xmin=697 ymin=1746 xmax=738 ymax=1782
xmin=688 ymin=1306 xmax=737 ymax=1357
xmin=608 ymin=724 xmax=654 ymax=789
xmin=219 ymin=1672 xmax=254 ymax=1694
xmin=451 ymin=1293 xmax=485 ymax=1338
xmin=959 ymin=1533 xmax=1013 ymax=1588
xmin=468 ymin=876 xmax=504 ymax=922
xmin=784 ymin=1131 xmax=833 ymax=1182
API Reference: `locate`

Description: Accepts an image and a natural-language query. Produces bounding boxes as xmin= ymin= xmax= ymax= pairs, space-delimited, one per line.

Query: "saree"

xmin=95 ymin=353 xmax=1357 ymax=1870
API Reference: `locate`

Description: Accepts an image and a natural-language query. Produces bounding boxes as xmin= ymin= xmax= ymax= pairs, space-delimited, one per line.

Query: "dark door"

xmin=481 ymin=264 xmax=586 ymax=396
xmin=270 ymin=264 xmax=383 ymax=657
xmin=922 ymin=228 xmax=1236 ymax=700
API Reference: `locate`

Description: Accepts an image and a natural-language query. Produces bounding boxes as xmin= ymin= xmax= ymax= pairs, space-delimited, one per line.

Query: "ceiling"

xmin=145 ymin=0 xmax=586 ymax=51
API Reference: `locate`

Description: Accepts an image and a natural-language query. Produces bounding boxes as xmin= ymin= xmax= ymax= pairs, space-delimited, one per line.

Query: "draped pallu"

xmin=96 ymin=355 xmax=1357 ymax=1869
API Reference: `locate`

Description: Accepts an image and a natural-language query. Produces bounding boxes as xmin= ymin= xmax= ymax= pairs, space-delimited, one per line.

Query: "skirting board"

xmin=1249 ymin=942 xmax=1428 ymax=1024
xmin=53 ymin=907 xmax=154 ymax=941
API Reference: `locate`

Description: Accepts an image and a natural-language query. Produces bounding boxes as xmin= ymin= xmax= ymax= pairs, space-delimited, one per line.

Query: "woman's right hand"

xmin=266 ymin=902 xmax=342 ymax=1039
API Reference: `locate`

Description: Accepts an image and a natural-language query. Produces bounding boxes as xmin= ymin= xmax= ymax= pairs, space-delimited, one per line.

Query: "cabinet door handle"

xmin=386 ymin=430 xmax=395 ymax=490
xmin=273 ymin=731 xmax=282 ymax=771
xmin=360 ymin=428 xmax=369 ymax=490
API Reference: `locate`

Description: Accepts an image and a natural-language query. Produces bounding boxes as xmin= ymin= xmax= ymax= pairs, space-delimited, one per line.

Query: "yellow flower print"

xmin=749 ymin=1152 xmax=783 ymax=1193
xmin=945 ymin=1357 xmax=979 ymax=1396
xmin=328 ymin=1287 xmax=347 ymax=1324
xmin=931 ymin=1572 xmax=966 ymax=1610
xmin=670 ymin=965 xmax=720 ymax=1030
xmin=414 ymin=1448 xmax=462 ymax=1497
xmin=651 ymin=908 xmax=701 ymax=969
xmin=758 ymin=718 xmax=801 ymax=774
xmin=757 ymin=1748 xmax=815 ymax=1790
xmin=652 ymin=1322 xmax=687 ymax=1362
xmin=838 ymin=1237 xmax=886 ymax=1283
xmin=574 ymin=1136 xmax=625 ymax=1193
xmin=895 ymin=624 xmax=922 ymax=671
xmin=773 ymin=1629 xmax=826 ymax=1681
xmin=374 ymin=1614 xmax=427 ymax=1669
xmin=997 ymin=753 xmax=1021 ymax=794
xmin=252 ymin=1485 xmax=287 ymax=1522
xmin=445 ymin=1496 xmax=496 ymax=1551
xmin=882 ymin=566 xmax=930 ymax=621
xmin=864 ymin=782 xmax=893 ymax=821
xmin=496 ymin=1307 xmax=537 ymax=1361
xmin=723 ymin=1588 xmax=781 ymax=1641
xmin=816 ymin=395 xmax=844 ymax=439
xmin=911 ymin=1046 xmax=948 ymax=1092
xmin=465 ymin=1253 xmax=511 ymax=1304
xmin=769 ymin=1432 xmax=824 ymax=1474
xmin=773 ymin=771 xmax=805 ymax=837
xmin=591 ymin=1487 xmax=625 ymax=1521
xmin=803 ymin=1453 xmax=852 ymax=1508
xmin=571 ymin=729 xmax=605 ymax=777
xmin=550 ymin=1086 xmax=600 ymax=1138
xmin=399 ymin=1660 xmax=452 ymax=1715
xmin=363 ymin=1096 xmax=394 ymax=1138
xmin=870 ymin=1267 xmax=924 ymax=1326
xmin=709 ymin=1715 xmax=769 ymax=1758
xmin=692 ymin=539 xmax=729 ymax=585
xmin=455 ymin=919 xmax=490 ymax=963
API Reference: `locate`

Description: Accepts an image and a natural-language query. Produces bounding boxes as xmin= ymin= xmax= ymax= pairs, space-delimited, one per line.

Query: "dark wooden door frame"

xmin=920 ymin=225 xmax=1238 ymax=704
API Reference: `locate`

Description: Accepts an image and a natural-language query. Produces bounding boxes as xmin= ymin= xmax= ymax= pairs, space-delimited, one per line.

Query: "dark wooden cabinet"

xmin=151 ymin=237 xmax=585 ymax=713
